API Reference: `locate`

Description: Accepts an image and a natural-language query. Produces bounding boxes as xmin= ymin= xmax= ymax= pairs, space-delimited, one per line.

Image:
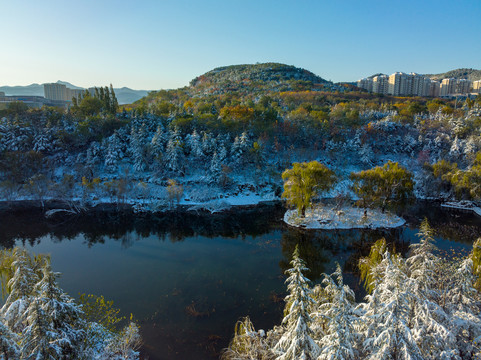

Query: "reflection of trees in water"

xmin=279 ymin=227 xmax=411 ymax=290
xmin=0 ymin=203 xmax=286 ymax=248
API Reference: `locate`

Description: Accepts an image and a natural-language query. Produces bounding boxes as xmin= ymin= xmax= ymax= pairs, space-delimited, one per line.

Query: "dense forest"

xmin=0 ymin=63 xmax=481 ymax=210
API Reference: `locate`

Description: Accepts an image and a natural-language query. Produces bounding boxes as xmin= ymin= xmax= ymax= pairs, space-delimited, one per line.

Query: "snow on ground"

xmin=284 ymin=205 xmax=405 ymax=230
xmin=441 ymin=200 xmax=481 ymax=217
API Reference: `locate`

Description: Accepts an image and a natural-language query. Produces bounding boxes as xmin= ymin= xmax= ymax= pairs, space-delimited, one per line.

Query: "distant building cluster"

xmin=0 ymin=84 xmax=86 ymax=110
xmin=357 ymin=72 xmax=480 ymax=97
xmin=0 ymin=94 xmax=71 ymax=109
xmin=43 ymin=83 xmax=84 ymax=102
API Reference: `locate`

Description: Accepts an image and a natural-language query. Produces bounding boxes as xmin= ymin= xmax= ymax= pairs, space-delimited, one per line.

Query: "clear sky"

xmin=1 ymin=0 xmax=480 ymax=90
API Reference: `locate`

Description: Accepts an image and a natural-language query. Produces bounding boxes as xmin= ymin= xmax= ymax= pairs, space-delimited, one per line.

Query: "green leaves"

xmin=350 ymin=161 xmax=414 ymax=212
xmin=282 ymin=161 xmax=336 ymax=216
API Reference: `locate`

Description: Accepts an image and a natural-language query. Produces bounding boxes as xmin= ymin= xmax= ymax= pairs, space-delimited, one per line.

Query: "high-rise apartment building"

xmin=44 ymin=83 xmax=68 ymax=101
xmin=44 ymin=83 xmax=84 ymax=101
xmin=358 ymin=72 xmax=473 ymax=97
xmin=473 ymin=80 xmax=481 ymax=93
xmin=372 ymin=75 xmax=389 ymax=95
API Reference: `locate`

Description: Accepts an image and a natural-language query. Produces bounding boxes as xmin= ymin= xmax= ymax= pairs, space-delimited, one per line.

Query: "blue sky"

xmin=1 ymin=0 xmax=480 ymax=90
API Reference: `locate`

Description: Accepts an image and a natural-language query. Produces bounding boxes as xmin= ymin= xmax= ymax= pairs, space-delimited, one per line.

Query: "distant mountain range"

xmin=0 ymin=80 xmax=151 ymax=105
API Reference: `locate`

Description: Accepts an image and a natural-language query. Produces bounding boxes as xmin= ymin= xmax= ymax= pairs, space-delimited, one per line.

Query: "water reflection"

xmin=0 ymin=201 xmax=480 ymax=359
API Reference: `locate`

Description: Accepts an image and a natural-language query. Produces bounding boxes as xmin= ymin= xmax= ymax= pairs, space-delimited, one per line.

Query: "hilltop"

xmin=188 ymin=63 xmax=333 ymax=95
xmin=424 ymin=68 xmax=481 ymax=81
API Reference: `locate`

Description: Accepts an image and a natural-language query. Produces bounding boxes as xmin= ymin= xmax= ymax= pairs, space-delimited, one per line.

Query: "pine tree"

xmin=231 ymin=132 xmax=250 ymax=169
xmin=274 ymin=245 xmax=320 ymax=360
xmin=358 ymin=143 xmax=372 ymax=168
xmin=104 ymin=131 xmax=123 ymax=172
xmin=201 ymin=131 xmax=215 ymax=158
xmin=33 ymin=261 xmax=85 ymax=358
xmin=0 ymin=318 xmax=19 ymax=359
xmin=317 ymin=264 xmax=360 ymax=360
xmin=186 ymin=129 xmax=203 ymax=161
xmin=209 ymin=151 xmax=222 ymax=183
xmin=442 ymin=258 xmax=481 ymax=359
xmin=0 ymin=248 xmax=39 ymax=333
xmin=360 ymin=252 xmax=423 ymax=360
xmin=21 ymin=298 xmax=58 ymax=359
xmin=406 ymin=219 xmax=457 ymax=359
xmin=86 ymin=141 xmax=102 ymax=166
xmin=151 ymin=125 xmax=168 ymax=159
xmin=130 ymin=127 xmax=146 ymax=172
xmin=164 ymin=127 xmax=184 ymax=175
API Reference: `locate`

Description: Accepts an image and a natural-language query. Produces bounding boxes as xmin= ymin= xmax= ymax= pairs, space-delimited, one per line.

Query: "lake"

xmin=0 ymin=201 xmax=480 ymax=359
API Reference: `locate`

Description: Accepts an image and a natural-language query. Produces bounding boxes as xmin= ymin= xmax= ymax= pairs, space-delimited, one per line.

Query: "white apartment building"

xmin=372 ymin=75 xmax=389 ymax=95
xmin=358 ymin=72 xmax=473 ymax=97
xmin=44 ymin=83 xmax=84 ymax=101
xmin=44 ymin=83 xmax=68 ymax=101
xmin=473 ymin=80 xmax=481 ymax=93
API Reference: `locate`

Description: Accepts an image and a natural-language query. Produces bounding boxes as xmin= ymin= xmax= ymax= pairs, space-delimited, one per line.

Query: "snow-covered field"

xmin=284 ymin=205 xmax=406 ymax=230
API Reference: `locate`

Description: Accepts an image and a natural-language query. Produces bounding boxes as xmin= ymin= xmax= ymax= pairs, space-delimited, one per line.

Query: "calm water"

xmin=1 ymin=202 xmax=480 ymax=359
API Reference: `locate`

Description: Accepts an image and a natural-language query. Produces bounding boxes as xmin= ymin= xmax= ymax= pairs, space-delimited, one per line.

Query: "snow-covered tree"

xmin=0 ymin=248 xmax=39 ymax=333
xmin=104 ymin=132 xmax=123 ymax=172
xmin=130 ymin=127 xmax=147 ymax=172
xmin=274 ymin=245 xmax=320 ymax=360
xmin=0 ymin=319 xmax=20 ymax=359
xmin=442 ymin=258 xmax=481 ymax=359
xmin=358 ymin=143 xmax=372 ymax=168
xmin=201 ymin=131 xmax=215 ymax=158
xmin=86 ymin=141 xmax=102 ymax=166
xmin=186 ymin=129 xmax=204 ymax=161
xmin=151 ymin=125 xmax=168 ymax=159
xmin=360 ymin=252 xmax=423 ymax=360
xmin=406 ymin=219 xmax=458 ymax=359
xmin=33 ymin=261 xmax=85 ymax=358
xmin=164 ymin=127 xmax=184 ymax=175
xmin=33 ymin=131 xmax=56 ymax=154
xmin=209 ymin=151 xmax=222 ymax=183
xmin=230 ymin=132 xmax=250 ymax=169
xmin=316 ymin=264 xmax=360 ymax=360
xmin=103 ymin=320 xmax=142 ymax=360
xmin=20 ymin=298 xmax=58 ymax=359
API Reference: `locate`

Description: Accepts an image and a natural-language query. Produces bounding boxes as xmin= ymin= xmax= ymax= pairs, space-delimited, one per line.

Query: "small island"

xmin=282 ymin=160 xmax=413 ymax=230
xmin=284 ymin=205 xmax=405 ymax=229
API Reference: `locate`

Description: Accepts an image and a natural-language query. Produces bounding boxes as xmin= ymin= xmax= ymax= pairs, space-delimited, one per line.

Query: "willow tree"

xmin=350 ymin=161 xmax=414 ymax=213
xmin=282 ymin=161 xmax=336 ymax=217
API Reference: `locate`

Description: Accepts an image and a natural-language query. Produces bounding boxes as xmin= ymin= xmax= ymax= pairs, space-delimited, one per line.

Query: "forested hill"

xmin=135 ymin=62 xmax=343 ymax=107
xmin=189 ymin=63 xmax=330 ymax=93
xmin=425 ymin=68 xmax=481 ymax=81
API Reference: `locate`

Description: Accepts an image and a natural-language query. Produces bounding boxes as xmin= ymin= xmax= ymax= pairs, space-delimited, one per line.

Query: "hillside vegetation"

xmin=425 ymin=67 xmax=481 ymax=81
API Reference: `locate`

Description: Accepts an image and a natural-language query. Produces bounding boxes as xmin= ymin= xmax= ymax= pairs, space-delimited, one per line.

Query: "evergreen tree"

xmin=21 ymin=298 xmax=58 ymax=359
xmin=34 ymin=262 xmax=85 ymax=358
xmin=130 ymin=127 xmax=146 ymax=172
xmin=274 ymin=245 xmax=320 ymax=360
xmin=230 ymin=132 xmax=250 ymax=169
xmin=164 ymin=127 xmax=184 ymax=175
xmin=0 ymin=319 xmax=19 ymax=360
xmin=360 ymin=252 xmax=423 ymax=360
xmin=0 ymin=248 xmax=39 ymax=333
xmin=209 ymin=151 xmax=222 ymax=183
xmin=151 ymin=125 xmax=168 ymax=159
xmin=86 ymin=141 xmax=102 ymax=167
xmin=109 ymin=84 xmax=119 ymax=114
xmin=104 ymin=131 xmax=123 ymax=172
xmin=186 ymin=129 xmax=204 ymax=161
xmin=317 ymin=264 xmax=360 ymax=360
